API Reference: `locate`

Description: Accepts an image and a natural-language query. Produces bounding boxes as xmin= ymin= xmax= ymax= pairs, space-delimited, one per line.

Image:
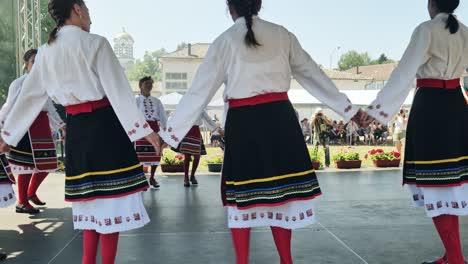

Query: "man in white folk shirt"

xmin=135 ymin=76 xmax=167 ymax=189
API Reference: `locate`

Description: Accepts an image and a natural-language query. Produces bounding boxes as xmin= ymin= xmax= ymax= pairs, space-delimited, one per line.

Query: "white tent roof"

xmin=159 ymin=92 xmax=183 ymax=108
xmin=287 ymin=89 xmax=415 ymax=106
xmin=182 ymin=89 xmax=415 ymax=110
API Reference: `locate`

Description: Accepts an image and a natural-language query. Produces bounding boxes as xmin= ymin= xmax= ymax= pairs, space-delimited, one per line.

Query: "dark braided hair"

xmin=227 ymin=0 xmax=262 ymax=48
xmin=23 ymin=49 xmax=38 ymax=63
xmin=48 ymin=0 xmax=85 ymax=44
xmin=433 ymin=0 xmax=460 ymax=34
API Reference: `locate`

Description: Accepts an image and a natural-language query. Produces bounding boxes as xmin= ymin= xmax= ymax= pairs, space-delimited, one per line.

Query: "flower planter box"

xmin=161 ymin=164 xmax=184 ymax=173
xmin=312 ymin=162 xmax=321 ymax=170
xmin=374 ymin=159 xmax=401 ymax=168
xmin=335 ymin=160 xmax=362 ymax=169
xmin=207 ymin=163 xmax=223 ymax=173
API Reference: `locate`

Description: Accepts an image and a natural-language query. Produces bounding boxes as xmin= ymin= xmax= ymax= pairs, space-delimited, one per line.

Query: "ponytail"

xmin=446 ymin=14 xmax=459 ymax=34
xmin=47 ymin=0 xmax=85 ymax=44
xmin=227 ymin=0 xmax=262 ymax=48
xmin=244 ymin=13 xmax=260 ymax=47
xmin=48 ymin=26 xmax=60 ymax=44
xmin=433 ymin=0 xmax=460 ymax=34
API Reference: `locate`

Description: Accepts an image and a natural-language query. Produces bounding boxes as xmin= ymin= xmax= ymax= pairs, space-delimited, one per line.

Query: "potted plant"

xmin=309 ymin=148 xmax=323 ymax=170
xmin=205 ymin=154 xmax=224 ymax=173
xmin=332 ymin=148 xmax=362 ymax=169
xmin=161 ymin=153 xmax=185 ymax=173
xmin=368 ymin=149 xmax=401 ymax=168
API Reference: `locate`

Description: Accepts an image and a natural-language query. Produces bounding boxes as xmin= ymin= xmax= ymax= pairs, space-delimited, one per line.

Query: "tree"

xmin=370 ymin=53 xmax=395 ymax=65
xmin=127 ymin=48 xmax=167 ymax=81
xmin=40 ymin=0 xmax=56 ymax=43
xmin=176 ymin=42 xmax=187 ymax=51
xmin=0 ymin=0 xmax=53 ymax=103
xmin=338 ymin=51 xmax=395 ymax=70
xmin=338 ymin=51 xmax=372 ymax=71
xmin=0 ymin=1 xmax=17 ymax=103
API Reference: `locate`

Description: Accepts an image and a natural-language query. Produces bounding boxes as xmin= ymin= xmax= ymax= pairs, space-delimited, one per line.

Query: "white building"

xmin=159 ymin=43 xmax=372 ymax=98
xmin=160 ymin=43 xmax=210 ymax=95
xmin=159 ymin=43 xmax=406 ymax=122
xmin=113 ymin=28 xmax=135 ymax=71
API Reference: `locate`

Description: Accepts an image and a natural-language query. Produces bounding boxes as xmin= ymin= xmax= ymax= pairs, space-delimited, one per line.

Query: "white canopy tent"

xmin=165 ymin=90 xmax=416 ymax=124
xmin=206 ymin=89 xmax=415 ymax=109
xmin=158 ymin=92 xmax=183 ymax=110
xmin=288 ymin=89 xmax=415 ymax=122
xmin=287 ymin=89 xmax=415 ymax=106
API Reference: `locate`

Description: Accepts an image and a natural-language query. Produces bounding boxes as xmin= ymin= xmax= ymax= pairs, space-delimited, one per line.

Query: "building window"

xmin=166 ymin=72 xmax=188 ymax=80
xmin=166 ymin=82 xmax=188 ymax=90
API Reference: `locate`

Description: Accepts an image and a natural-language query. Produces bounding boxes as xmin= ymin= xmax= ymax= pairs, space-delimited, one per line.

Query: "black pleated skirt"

xmin=222 ymin=100 xmax=321 ymax=209
xmin=403 ymin=87 xmax=468 ymax=187
xmin=65 ymin=106 xmax=148 ymax=202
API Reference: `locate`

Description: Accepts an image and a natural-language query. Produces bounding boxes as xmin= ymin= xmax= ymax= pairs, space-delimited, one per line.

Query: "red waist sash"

xmin=416 ymin=78 xmax=461 ymax=90
xmin=228 ymin=92 xmax=289 ymax=109
xmin=66 ymin=97 xmax=111 ymax=115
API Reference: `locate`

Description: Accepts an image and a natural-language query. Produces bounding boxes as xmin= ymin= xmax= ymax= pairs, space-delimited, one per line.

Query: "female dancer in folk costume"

xmin=135 ymin=76 xmax=167 ymax=189
xmin=363 ymin=1 xmax=468 ymax=263
xmin=173 ymin=111 xmax=218 ymax=187
xmin=159 ymin=0 xmax=361 ymax=262
xmin=0 ymin=1 xmax=160 ymax=263
xmin=0 ymin=49 xmax=65 ymax=214
xmin=0 ymin=154 xmax=16 ymax=261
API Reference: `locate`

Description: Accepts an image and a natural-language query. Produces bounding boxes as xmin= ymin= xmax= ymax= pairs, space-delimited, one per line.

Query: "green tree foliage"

xmin=338 ymin=51 xmax=371 ymax=71
xmin=0 ymin=0 xmax=53 ymax=103
xmin=370 ymin=53 xmax=395 ymax=65
xmin=127 ymin=49 xmax=167 ymax=81
xmin=176 ymin=42 xmax=187 ymax=51
xmin=40 ymin=0 xmax=56 ymax=43
xmin=0 ymin=0 xmax=17 ymax=103
xmin=338 ymin=51 xmax=394 ymax=71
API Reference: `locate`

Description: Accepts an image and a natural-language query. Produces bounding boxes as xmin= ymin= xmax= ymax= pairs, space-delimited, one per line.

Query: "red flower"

xmin=376 ymin=149 xmax=384 ymax=154
xmin=369 ymin=149 xmax=377 ymax=155
xmin=391 ymin=151 xmax=401 ymax=158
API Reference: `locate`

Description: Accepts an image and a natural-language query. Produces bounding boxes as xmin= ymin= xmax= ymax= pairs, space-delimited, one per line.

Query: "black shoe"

xmin=190 ymin=177 xmax=198 ymax=185
xmin=28 ymin=195 xmax=46 ymax=206
xmin=149 ymin=178 xmax=160 ymax=189
xmin=16 ymin=204 xmax=40 ymax=215
xmin=422 ymin=255 xmax=447 ymax=264
xmin=0 ymin=252 xmax=6 ymax=261
xmin=184 ymin=181 xmax=191 ymax=187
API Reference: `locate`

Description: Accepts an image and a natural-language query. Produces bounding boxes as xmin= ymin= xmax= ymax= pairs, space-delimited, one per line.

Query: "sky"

xmin=86 ymin=0 xmax=468 ymax=68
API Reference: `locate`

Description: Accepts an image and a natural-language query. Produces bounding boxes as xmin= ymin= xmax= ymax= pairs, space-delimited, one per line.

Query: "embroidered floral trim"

xmin=73 ymin=212 xmax=143 ymax=227
xmin=425 ymin=200 xmax=468 ymax=211
xmin=1 ymin=192 xmax=14 ymax=202
xmin=229 ymin=208 xmax=314 ymax=222
xmin=127 ymin=129 xmax=137 ymax=136
xmin=379 ymin=111 xmax=389 ymax=118
xmin=143 ymin=98 xmax=156 ymax=120
xmin=171 ymin=135 xmax=180 ymax=142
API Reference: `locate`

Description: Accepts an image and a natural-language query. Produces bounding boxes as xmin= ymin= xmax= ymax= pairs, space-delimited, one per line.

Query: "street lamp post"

xmin=329 ymin=46 xmax=341 ymax=70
